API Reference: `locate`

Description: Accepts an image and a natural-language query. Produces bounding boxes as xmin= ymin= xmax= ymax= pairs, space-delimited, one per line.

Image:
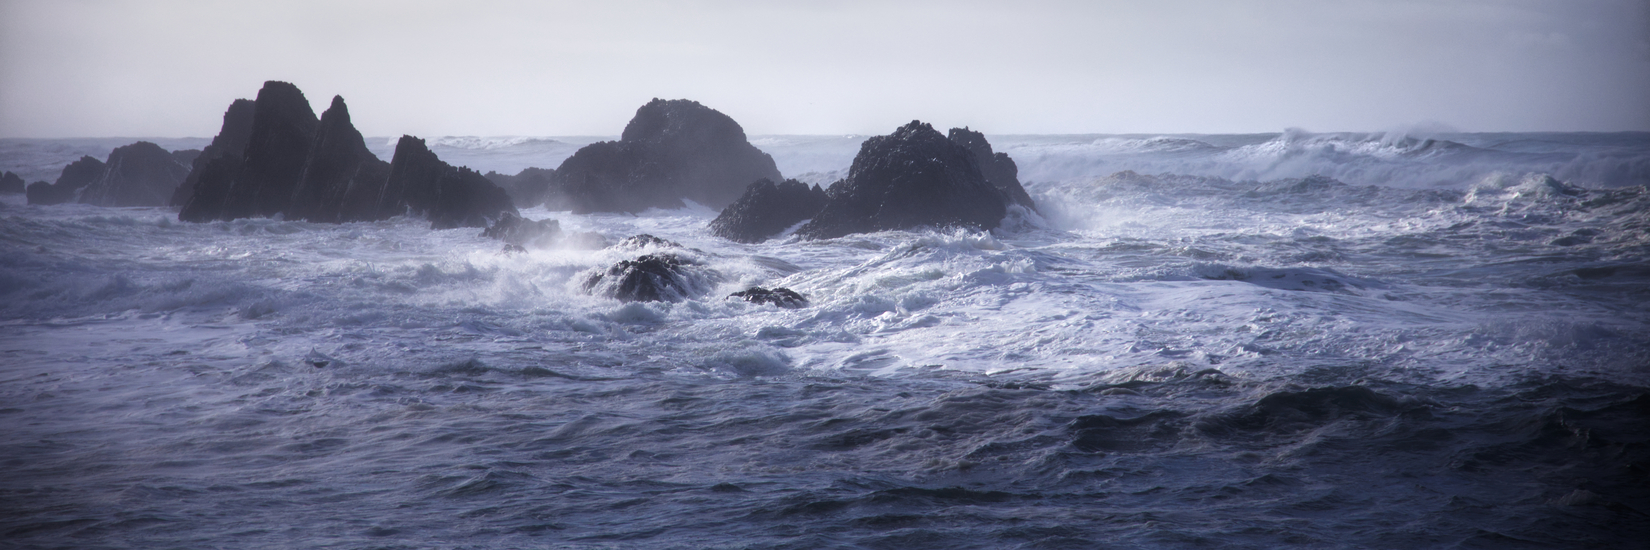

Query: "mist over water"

xmin=2 ymin=132 xmax=1648 ymax=548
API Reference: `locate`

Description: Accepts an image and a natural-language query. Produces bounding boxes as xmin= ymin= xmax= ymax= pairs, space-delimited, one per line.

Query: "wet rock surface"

xmin=708 ymin=178 xmax=829 ymax=243
xmin=797 ymin=121 xmax=1014 ymax=239
xmin=729 ymin=286 xmax=808 ymax=308
xmin=481 ymin=212 xmax=562 ymax=248
xmin=584 ymin=254 xmax=714 ymax=303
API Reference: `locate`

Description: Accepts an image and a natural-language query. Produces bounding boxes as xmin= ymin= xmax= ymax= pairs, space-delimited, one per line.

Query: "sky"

xmin=2 ymin=0 xmax=1648 ymax=138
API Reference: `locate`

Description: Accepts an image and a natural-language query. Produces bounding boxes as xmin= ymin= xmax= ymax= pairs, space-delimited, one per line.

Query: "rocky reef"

xmin=729 ymin=287 xmax=809 ymax=308
xmin=545 ymin=99 xmax=782 ymax=213
xmin=795 ymin=121 xmax=1017 ymax=239
xmin=707 ymin=178 xmax=829 ymax=243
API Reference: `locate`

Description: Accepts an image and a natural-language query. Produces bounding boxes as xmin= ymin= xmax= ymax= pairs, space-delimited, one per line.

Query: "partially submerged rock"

xmin=545 ymin=99 xmax=783 ymax=213
xmin=0 ymin=171 xmax=24 ymax=194
xmin=708 ymin=178 xmax=829 ymax=243
xmin=179 ymin=82 xmax=318 ymax=221
xmin=484 ymin=167 xmax=555 ymax=208
xmin=78 ymin=141 xmax=192 ymax=207
xmin=947 ymin=127 xmax=1035 ymax=211
xmin=27 ymin=156 xmax=105 ymax=205
xmin=481 ymin=212 xmax=562 ymax=248
xmin=286 ymin=95 xmax=393 ymax=223
xmin=171 ymin=99 xmax=255 ymax=207
xmin=730 ymin=287 xmax=808 ymax=308
xmin=583 ymin=253 xmax=716 ymax=303
xmin=796 ymin=121 xmax=1014 ymax=239
xmin=381 ymin=136 xmax=517 ymax=229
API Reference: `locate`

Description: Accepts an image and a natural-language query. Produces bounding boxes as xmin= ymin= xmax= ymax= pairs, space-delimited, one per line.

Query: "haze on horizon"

xmin=2 ymin=0 xmax=1648 ymax=139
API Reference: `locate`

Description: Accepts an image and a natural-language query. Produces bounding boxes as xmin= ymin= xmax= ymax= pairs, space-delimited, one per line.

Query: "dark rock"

xmin=583 ymin=253 xmax=717 ymax=303
xmin=179 ymin=82 xmax=318 ymax=221
xmin=27 ymin=156 xmax=106 ymax=205
xmin=947 ymin=127 xmax=1035 ymax=210
xmin=79 ymin=141 xmax=192 ymax=206
xmin=171 ymin=98 xmax=255 ymax=208
xmin=481 ymin=211 xmax=562 ymax=248
xmin=730 ymin=286 xmax=808 ymax=308
xmin=708 ymin=178 xmax=829 ymax=243
xmin=796 ymin=121 xmax=1013 ymax=239
xmin=287 ymin=95 xmax=393 ymax=223
xmin=545 ymin=99 xmax=782 ymax=213
xmin=1 ymin=171 xmax=24 ymax=194
xmin=381 ymin=136 xmax=517 ymax=229
xmin=170 ymin=149 xmax=202 ymax=167
xmin=501 ymin=244 xmax=528 ymax=255
xmin=609 ymin=233 xmax=687 ymax=251
xmin=484 ymin=167 xmax=555 ymax=207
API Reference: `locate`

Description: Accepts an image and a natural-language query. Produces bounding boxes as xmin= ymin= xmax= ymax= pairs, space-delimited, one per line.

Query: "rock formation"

xmin=708 ymin=178 xmax=829 ymax=243
xmin=286 ymin=95 xmax=392 ymax=223
xmin=545 ymin=99 xmax=782 ymax=213
xmin=0 ymin=171 xmax=24 ymax=194
xmin=481 ymin=212 xmax=562 ymax=248
xmin=730 ymin=287 xmax=808 ymax=308
xmin=27 ymin=156 xmax=105 ymax=205
xmin=583 ymin=254 xmax=717 ymax=303
xmin=484 ymin=167 xmax=555 ymax=208
xmin=78 ymin=141 xmax=192 ymax=207
xmin=171 ymin=99 xmax=255 ymax=207
xmin=176 ymin=81 xmax=516 ymax=229
xmin=795 ymin=121 xmax=1015 ymax=239
xmin=947 ymin=127 xmax=1036 ymax=210
xmin=381 ymin=136 xmax=517 ymax=229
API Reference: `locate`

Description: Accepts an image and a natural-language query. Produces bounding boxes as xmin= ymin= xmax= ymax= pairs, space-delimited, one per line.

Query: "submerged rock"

xmin=27 ymin=156 xmax=106 ymax=205
xmin=947 ymin=127 xmax=1036 ymax=211
xmin=78 ymin=141 xmax=192 ymax=207
xmin=545 ymin=99 xmax=783 ymax=213
xmin=796 ymin=121 xmax=1013 ymax=239
xmin=730 ymin=287 xmax=808 ymax=308
xmin=583 ymin=253 xmax=717 ymax=303
xmin=481 ymin=211 xmax=562 ymax=248
xmin=1 ymin=171 xmax=24 ymax=194
xmin=708 ymin=178 xmax=829 ymax=243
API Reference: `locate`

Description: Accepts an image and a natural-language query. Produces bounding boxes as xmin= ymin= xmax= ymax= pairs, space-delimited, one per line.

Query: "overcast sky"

xmin=2 ymin=0 xmax=1647 ymax=138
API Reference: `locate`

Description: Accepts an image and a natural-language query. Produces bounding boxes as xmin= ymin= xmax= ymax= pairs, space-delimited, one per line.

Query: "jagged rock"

xmin=583 ymin=253 xmax=717 ymax=303
xmin=611 ymin=233 xmax=683 ymax=251
xmin=708 ymin=178 xmax=829 ymax=243
xmin=730 ymin=287 xmax=808 ymax=308
xmin=484 ymin=167 xmax=555 ymax=207
xmin=287 ymin=95 xmax=393 ymax=223
xmin=947 ymin=127 xmax=1035 ymax=210
xmin=545 ymin=99 xmax=782 ymax=213
xmin=78 ymin=141 xmax=192 ymax=206
xmin=796 ymin=121 xmax=1013 ymax=239
xmin=481 ymin=211 xmax=562 ymax=248
xmin=1 ymin=171 xmax=24 ymax=194
xmin=179 ymin=82 xmax=317 ymax=221
xmin=27 ymin=156 xmax=106 ymax=205
xmin=381 ymin=136 xmax=517 ymax=229
xmin=172 ymin=99 xmax=255 ymax=208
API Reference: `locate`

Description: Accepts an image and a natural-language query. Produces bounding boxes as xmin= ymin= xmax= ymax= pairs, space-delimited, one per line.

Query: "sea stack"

xmin=285 ymin=95 xmax=393 ymax=223
xmin=795 ymin=121 xmax=1016 ymax=239
xmin=27 ymin=156 xmax=106 ymax=205
xmin=381 ymin=136 xmax=518 ymax=229
xmin=78 ymin=141 xmax=192 ymax=207
xmin=545 ymin=99 xmax=782 ymax=213
xmin=948 ymin=127 xmax=1036 ymax=211
xmin=1 ymin=172 xmax=25 ymax=194
xmin=171 ymin=99 xmax=255 ymax=208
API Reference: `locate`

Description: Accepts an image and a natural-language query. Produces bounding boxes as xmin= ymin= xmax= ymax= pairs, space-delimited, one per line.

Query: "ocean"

xmin=2 ymin=130 xmax=1647 ymax=548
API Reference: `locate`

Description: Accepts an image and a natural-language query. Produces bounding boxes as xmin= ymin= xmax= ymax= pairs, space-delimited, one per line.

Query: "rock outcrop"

xmin=484 ymin=167 xmax=555 ymax=208
xmin=545 ymin=99 xmax=782 ymax=213
xmin=947 ymin=127 xmax=1035 ymax=210
xmin=27 ymin=156 xmax=106 ymax=205
xmin=584 ymin=254 xmax=716 ymax=303
xmin=795 ymin=121 xmax=1014 ymax=239
xmin=481 ymin=211 xmax=562 ymax=248
xmin=78 ymin=141 xmax=192 ymax=207
xmin=708 ymin=178 xmax=829 ymax=243
xmin=0 ymin=171 xmax=24 ymax=194
xmin=171 ymin=99 xmax=255 ymax=207
xmin=286 ymin=95 xmax=392 ymax=223
xmin=381 ymin=136 xmax=517 ymax=229
xmin=730 ymin=287 xmax=808 ymax=308
xmin=176 ymin=81 xmax=516 ymax=228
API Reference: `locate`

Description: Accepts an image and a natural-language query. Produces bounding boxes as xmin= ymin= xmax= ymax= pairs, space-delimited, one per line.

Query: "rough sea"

xmin=2 ymin=130 xmax=1648 ymax=548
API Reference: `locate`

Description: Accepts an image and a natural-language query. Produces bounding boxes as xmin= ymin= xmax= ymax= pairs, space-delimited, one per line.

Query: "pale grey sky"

xmin=2 ymin=0 xmax=1647 ymax=138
